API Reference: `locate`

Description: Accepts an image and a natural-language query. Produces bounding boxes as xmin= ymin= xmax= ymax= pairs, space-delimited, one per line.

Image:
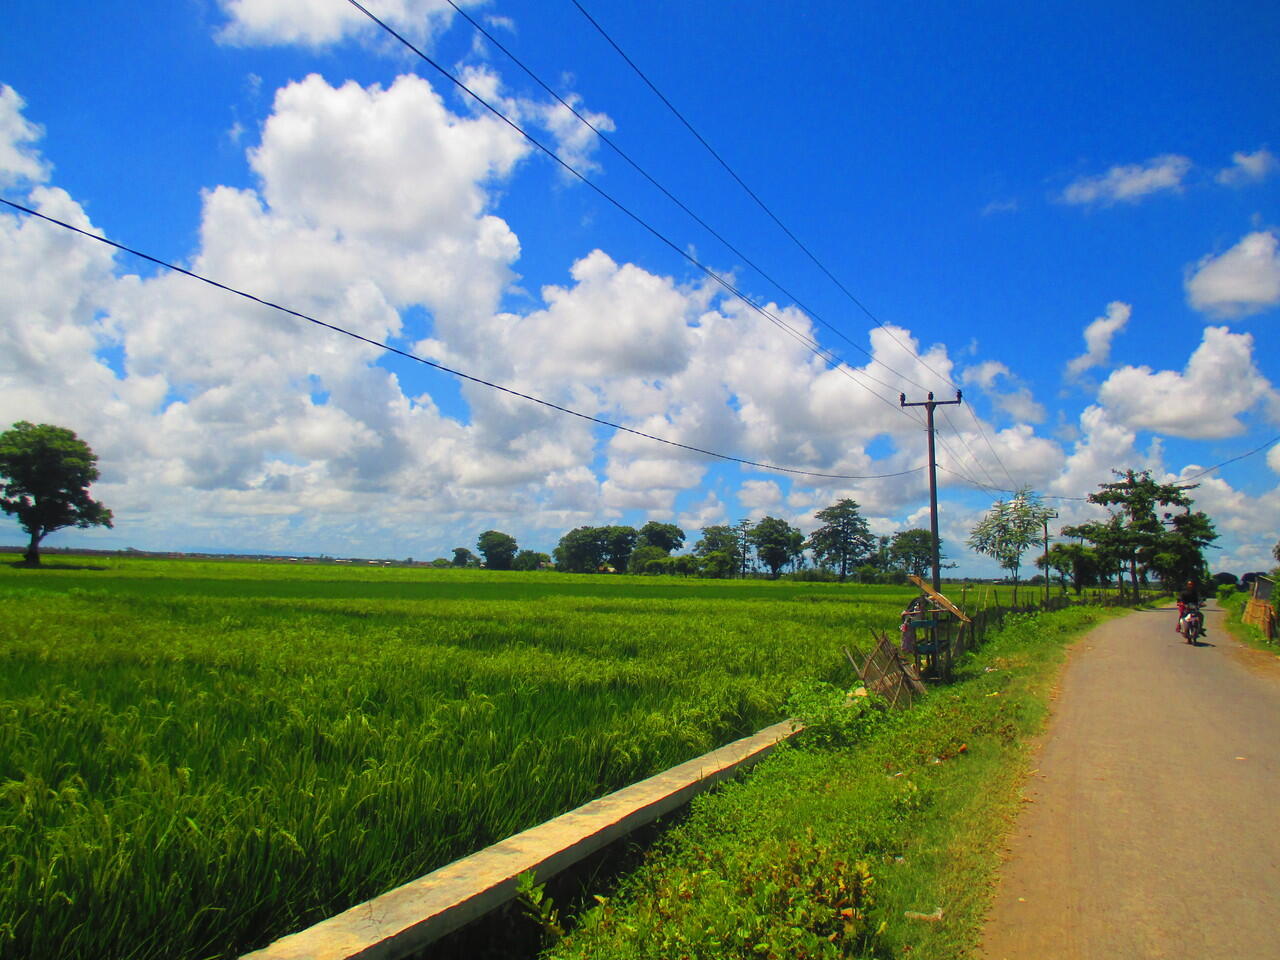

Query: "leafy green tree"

xmin=0 ymin=421 xmax=113 ymax=565
xmin=451 ymin=547 xmax=478 ymax=567
xmin=855 ymin=563 xmax=881 ymax=584
xmin=1063 ymin=470 xmax=1213 ymax=598
xmin=670 ymin=554 xmax=698 ymax=576
xmin=694 ymin=525 xmax=742 ymax=578
xmin=749 ymin=516 xmax=804 ymax=579
xmin=512 ymin=549 xmax=550 ymax=571
xmin=636 ymin=521 xmax=685 ymax=554
xmin=696 ymin=550 xmax=736 ymax=578
xmin=888 ymin=528 xmax=942 ymax=579
xmin=629 ymin=544 xmax=668 ymax=574
xmin=872 ymin=535 xmax=892 ymax=570
xmin=602 ymin=525 xmax=638 ymax=572
xmin=476 ymin=530 xmax=518 ymax=570
xmin=554 ymin=526 xmax=617 ymax=572
xmin=1038 ymin=542 xmax=1099 ymax=594
xmin=805 ymin=498 xmax=875 ymax=580
xmin=968 ymin=487 xmax=1054 ymax=603
xmin=1062 ymin=514 xmax=1128 ymax=592
xmin=1147 ymin=508 xmax=1217 ymax=588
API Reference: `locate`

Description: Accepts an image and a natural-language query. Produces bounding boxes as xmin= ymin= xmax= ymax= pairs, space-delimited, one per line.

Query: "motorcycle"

xmin=1181 ymin=602 xmax=1205 ymax=643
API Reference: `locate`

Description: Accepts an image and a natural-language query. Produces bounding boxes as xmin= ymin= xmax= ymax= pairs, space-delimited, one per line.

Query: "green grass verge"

xmin=1217 ymin=590 xmax=1279 ymax=654
xmin=544 ymin=604 xmax=1128 ymax=960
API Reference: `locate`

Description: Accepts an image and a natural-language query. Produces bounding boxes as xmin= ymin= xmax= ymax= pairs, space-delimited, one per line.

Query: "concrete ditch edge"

xmin=241 ymin=719 xmax=797 ymax=960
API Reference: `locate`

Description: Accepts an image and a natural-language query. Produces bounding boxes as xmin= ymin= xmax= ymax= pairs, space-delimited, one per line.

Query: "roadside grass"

xmin=546 ymin=604 xmax=1128 ymax=960
xmin=1217 ymin=590 xmax=1278 ymax=654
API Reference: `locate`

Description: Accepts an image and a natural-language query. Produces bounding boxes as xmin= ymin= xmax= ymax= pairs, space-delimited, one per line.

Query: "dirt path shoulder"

xmin=982 ymin=602 xmax=1280 ymax=960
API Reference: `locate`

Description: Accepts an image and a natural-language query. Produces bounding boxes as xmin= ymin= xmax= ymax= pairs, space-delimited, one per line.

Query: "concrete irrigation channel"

xmin=241 ymin=720 xmax=797 ymax=960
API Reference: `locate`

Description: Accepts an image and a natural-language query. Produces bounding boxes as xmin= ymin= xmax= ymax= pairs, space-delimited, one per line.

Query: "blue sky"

xmin=2 ymin=0 xmax=1278 ymax=574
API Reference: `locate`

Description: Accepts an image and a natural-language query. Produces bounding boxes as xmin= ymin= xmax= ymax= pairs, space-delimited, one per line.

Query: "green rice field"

xmin=0 ymin=555 xmax=913 ymax=960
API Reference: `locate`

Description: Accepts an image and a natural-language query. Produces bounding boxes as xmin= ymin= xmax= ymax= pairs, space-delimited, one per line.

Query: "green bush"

xmin=785 ymin=680 xmax=895 ymax=749
xmin=1216 ymin=583 xmax=1238 ymax=603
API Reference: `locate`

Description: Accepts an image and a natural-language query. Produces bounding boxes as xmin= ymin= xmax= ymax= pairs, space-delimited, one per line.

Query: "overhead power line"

xmin=568 ymin=0 xmax=1024 ymax=487
xmin=965 ymin=401 xmax=1020 ymax=489
xmin=342 ymin=0 xmax=922 ymax=426
xmin=440 ymin=0 xmax=933 ymax=395
xmin=942 ymin=433 xmax=1280 ymax=504
xmin=1178 ymin=434 xmax=1280 ymax=484
xmin=937 ymin=406 xmax=1004 ymax=489
xmin=0 ymin=196 xmax=927 ymax=483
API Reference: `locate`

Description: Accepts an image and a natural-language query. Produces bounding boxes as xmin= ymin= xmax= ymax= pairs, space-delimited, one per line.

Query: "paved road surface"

xmin=983 ymin=602 xmax=1280 ymax=960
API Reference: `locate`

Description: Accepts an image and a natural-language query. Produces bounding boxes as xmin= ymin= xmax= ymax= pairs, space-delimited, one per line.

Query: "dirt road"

xmin=982 ymin=602 xmax=1280 ymax=960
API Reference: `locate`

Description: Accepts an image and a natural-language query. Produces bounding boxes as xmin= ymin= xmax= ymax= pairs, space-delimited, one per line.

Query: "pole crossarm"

xmin=900 ymin=391 xmax=963 ymax=593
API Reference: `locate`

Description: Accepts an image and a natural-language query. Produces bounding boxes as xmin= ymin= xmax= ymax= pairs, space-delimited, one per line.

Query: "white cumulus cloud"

xmin=1185 ymin=231 xmax=1280 ymax=318
xmin=1060 ymin=155 xmax=1191 ymax=206
xmin=1066 ymin=301 xmax=1131 ymax=379
xmin=960 ymin=360 xmax=1046 ymax=424
xmin=1097 ymin=327 xmax=1279 ymax=439
xmin=1216 ymin=148 xmax=1278 ymax=187
xmin=0 ymin=85 xmax=51 ymax=186
xmin=216 ymin=0 xmax=467 ymax=47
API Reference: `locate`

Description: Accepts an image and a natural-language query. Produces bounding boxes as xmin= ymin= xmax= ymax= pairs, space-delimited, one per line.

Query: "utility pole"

xmin=900 ymin=390 xmax=963 ymax=593
xmin=1042 ymin=510 xmax=1058 ymax=603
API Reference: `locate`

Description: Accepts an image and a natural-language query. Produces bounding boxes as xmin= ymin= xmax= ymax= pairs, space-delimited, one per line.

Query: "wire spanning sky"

xmin=2 ymin=0 xmax=1278 ymax=573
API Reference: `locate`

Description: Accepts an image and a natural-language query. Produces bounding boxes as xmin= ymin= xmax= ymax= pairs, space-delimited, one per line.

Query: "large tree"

xmin=636 ymin=521 xmax=685 ymax=554
xmin=553 ymin=526 xmax=611 ymax=573
xmin=1063 ymin=470 xmax=1214 ymax=597
xmin=603 ymin=525 xmax=638 ymax=572
xmin=805 ymin=498 xmax=875 ymax=580
xmin=1038 ymin=542 xmax=1099 ymax=595
xmin=628 ymin=544 xmax=668 ymax=574
xmin=734 ymin=518 xmax=754 ymax=577
xmin=512 ymin=549 xmax=550 ymax=571
xmin=1148 ymin=508 xmax=1217 ymax=588
xmin=888 ymin=528 xmax=943 ymax=579
xmin=968 ymin=487 xmax=1053 ymax=603
xmin=748 ymin=516 xmax=804 ymax=579
xmin=476 ymin=530 xmax=518 ymax=570
xmin=0 ymin=421 xmax=113 ymax=565
xmin=694 ymin=524 xmax=743 ymax=579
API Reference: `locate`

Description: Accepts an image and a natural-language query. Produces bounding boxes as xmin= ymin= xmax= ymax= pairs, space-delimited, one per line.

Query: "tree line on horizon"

xmin=967 ymin=470 xmax=1223 ymax=601
xmin=0 ymin=421 xmax=1258 ymax=593
xmin=446 ymin=499 xmax=944 ymax=582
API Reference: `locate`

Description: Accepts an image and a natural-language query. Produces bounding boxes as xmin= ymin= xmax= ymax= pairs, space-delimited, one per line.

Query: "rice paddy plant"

xmin=0 ymin=557 xmax=909 ymax=960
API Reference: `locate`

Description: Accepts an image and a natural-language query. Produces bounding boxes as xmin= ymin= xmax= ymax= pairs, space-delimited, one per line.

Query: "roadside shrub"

xmin=1216 ymin=583 xmax=1238 ymax=603
xmin=785 ymin=680 xmax=894 ymax=749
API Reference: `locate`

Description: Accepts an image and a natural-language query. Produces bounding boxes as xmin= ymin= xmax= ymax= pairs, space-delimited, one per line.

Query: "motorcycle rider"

xmin=1176 ymin=579 xmax=1203 ymax=637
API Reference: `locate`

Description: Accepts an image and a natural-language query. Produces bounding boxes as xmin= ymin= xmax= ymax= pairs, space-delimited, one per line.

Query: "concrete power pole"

xmin=899 ymin=390 xmax=963 ymax=593
xmin=1042 ymin=510 xmax=1059 ymax=602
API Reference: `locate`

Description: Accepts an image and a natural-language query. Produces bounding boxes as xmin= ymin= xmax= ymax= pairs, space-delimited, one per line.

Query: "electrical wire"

xmin=0 ymin=196 xmax=928 ymax=483
xmin=440 ymin=0 xmax=935 ymax=396
xmin=943 ymin=433 xmax=1280 ymax=503
xmin=567 ymin=0 xmax=1024 ymax=486
xmin=342 ymin=0 xmax=922 ymax=425
xmin=1178 ymin=434 xmax=1280 ymax=484
xmin=937 ymin=405 xmax=1002 ymax=490
xmin=965 ymin=401 xmax=1020 ymax=490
